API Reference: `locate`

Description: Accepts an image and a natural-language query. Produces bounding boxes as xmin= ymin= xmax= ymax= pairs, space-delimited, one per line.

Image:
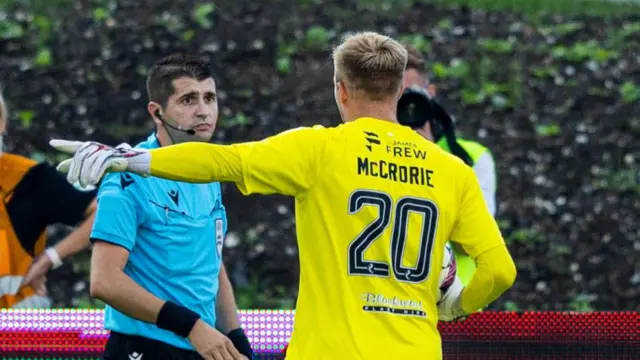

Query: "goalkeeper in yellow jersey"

xmin=51 ymin=31 xmax=516 ymax=360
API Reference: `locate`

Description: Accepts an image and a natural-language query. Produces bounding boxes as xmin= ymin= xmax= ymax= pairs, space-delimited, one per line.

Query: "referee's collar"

xmin=141 ymin=132 xmax=161 ymax=149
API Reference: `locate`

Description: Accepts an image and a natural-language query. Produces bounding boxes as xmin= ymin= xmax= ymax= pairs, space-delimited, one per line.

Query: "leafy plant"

xmin=503 ymin=301 xmax=520 ymax=312
xmin=226 ymin=112 xmax=251 ymax=127
xmin=181 ymin=29 xmax=196 ymax=42
xmin=276 ymin=57 xmax=292 ymax=74
xmin=538 ymin=22 xmax=584 ymax=37
xmin=432 ymin=59 xmax=470 ymax=80
xmin=478 ymin=38 xmax=516 ymax=55
xmin=16 ymin=110 xmax=34 ymax=128
xmin=507 ymin=228 xmax=543 ymax=244
xmin=551 ymin=41 xmax=618 ymax=63
xmin=569 ymin=294 xmax=595 ymax=312
xmin=303 ymin=25 xmax=333 ymax=51
xmin=0 ymin=19 xmax=23 ymax=39
xmin=33 ymin=47 xmax=52 ymax=67
xmin=608 ymin=169 xmax=640 ymax=192
xmin=276 ymin=40 xmax=297 ymax=74
xmin=535 ymin=123 xmax=561 ymax=137
xmin=355 ymin=0 xmax=415 ymax=13
xmin=92 ymin=7 xmax=110 ymax=22
xmin=273 ymin=26 xmax=334 ymax=73
xmin=530 ymin=66 xmax=557 ymax=79
xmin=620 ymin=82 xmax=640 ymax=104
xmin=235 ymin=275 xmax=295 ymax=309
xmin=399 ymin=33 xmax=432 ymax=53
xmin=508 ymin=60 xmax=524 ymax=104
xmin=193 ymin=3 xmax=215 ymax=29
xmin=461 ymin=82 xmax=513 ymax=110
xmin=418 ymin=0 xmax=640 ymax=17
xmin=551 ymin=243 xmax=572 ymax=256
xmin=436 ymin=18 xmax=453 ymax=30
xmin=298 ymin=0 xmax=323 ymax=8
xmin=619 ymin=21 xmax=640 ymax=38
xmin=76 ymin=295 xmax=106 ymax=309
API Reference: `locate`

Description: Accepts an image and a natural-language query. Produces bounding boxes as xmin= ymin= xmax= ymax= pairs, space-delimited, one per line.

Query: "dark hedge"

xmin=1 ymin=0 xmax=639 ymax=311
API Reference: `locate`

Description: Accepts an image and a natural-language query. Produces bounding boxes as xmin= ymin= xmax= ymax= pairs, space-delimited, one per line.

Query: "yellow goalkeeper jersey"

xmin=149 ymin=117 xmax=506 ymax=360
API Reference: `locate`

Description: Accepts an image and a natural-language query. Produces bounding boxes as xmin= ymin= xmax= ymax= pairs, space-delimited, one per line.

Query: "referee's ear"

xmin=148 ymin=102 xmax=163 ymax=127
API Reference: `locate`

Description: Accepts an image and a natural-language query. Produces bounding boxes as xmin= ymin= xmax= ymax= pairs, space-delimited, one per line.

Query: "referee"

xmin=88 ymin=55 xmax=250 ymax=360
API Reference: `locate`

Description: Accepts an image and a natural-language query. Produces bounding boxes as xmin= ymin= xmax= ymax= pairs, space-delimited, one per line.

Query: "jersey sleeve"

xmin=233 ymin=125 xmax=328 ymax=197
xmin=90 ymin=173 xmax=141 ymax=251
xmin=449 ymin=165 xmax=505 ymax=259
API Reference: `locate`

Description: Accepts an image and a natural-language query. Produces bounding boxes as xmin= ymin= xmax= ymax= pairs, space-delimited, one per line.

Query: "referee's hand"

xmin=188 ymin=319 xmax=245 ymax=360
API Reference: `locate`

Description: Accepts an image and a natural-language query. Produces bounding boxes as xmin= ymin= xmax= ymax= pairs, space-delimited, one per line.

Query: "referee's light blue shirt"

xmin=90 ymin=133 xmax=227 ymax=350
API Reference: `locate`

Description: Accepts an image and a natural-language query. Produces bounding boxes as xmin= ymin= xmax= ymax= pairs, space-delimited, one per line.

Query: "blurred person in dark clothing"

xmin=0 ymin=87 xmax=97 ymax=308
xmin=398 ymin=45 xmax=498 ymax=288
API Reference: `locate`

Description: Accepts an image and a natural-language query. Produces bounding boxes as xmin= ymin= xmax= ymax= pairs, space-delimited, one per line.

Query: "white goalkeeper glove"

xmin=437 ymin=275 xmax=467 ymax=322
xmin=50 ymin=139 xmax=151 ymax=188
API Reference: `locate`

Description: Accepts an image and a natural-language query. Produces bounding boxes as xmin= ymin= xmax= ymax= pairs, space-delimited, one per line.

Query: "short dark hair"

xmin=404 ymin=44 xmax=429 ymax=82
xmin=146 ymin=54 xmax=214 ymax=106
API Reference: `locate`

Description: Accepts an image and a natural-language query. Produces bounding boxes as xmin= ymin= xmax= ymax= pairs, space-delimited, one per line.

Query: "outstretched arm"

xmin=148 ymin=142 xmax=244 ymax=184
xmin=52 ymin=126 xmax=328 ymax=197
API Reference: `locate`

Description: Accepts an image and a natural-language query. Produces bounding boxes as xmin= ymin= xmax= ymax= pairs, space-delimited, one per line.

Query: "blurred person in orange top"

xmin=0 ymin=86 xmax=97 ymax=308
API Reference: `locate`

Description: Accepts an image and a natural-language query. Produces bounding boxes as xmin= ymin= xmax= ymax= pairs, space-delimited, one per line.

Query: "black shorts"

xmin=103 ymin=331 xmax=203 ymax=360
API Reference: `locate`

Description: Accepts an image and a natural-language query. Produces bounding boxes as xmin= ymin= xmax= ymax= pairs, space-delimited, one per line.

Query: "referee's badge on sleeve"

xmin=215 ymin=219 xmax=224 ymax=258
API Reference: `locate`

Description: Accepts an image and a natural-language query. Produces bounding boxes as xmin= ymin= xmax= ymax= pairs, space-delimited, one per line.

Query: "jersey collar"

xmin=354 ymin=117 xmax=410 ymax=130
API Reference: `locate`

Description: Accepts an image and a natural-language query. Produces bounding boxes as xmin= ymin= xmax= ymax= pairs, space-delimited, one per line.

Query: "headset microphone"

xmin=155 ymin=110 xmax=196 ymax=135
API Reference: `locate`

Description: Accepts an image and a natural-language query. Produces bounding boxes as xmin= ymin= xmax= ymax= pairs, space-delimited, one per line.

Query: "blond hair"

xmin=333 ymin=31 xmax=408 ymax=101
xmin=0 ymin=88 xmax=6 ymax=133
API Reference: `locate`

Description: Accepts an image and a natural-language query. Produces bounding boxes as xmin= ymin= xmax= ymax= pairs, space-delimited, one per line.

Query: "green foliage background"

xmin=0 ymin=0 xmax=639 ymax=311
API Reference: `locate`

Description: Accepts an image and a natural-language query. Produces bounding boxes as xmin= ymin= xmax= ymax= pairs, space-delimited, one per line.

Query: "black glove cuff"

xmin=227 ymin=327 xmax=253 ymax=357
xmin=156 ymin=301 xmax=200 ymax=338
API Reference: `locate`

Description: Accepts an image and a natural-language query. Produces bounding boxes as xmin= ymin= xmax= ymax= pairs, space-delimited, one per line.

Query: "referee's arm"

xmin=215 ymin=264 xmax=253 ymax=357
xmin=88 ymin=177 xmax=164 ymax=324
xmin=90 ymin=241 xmax=165 ymax=323
xmin=215 ymin=264 xmax=241 ymax=333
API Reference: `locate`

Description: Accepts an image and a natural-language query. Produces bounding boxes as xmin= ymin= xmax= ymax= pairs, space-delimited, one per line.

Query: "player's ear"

xmin=337 ymin=81 xmax=348 ymax=105
xmin=148 ymin=102 xmax=163 ymax=126
xmin=397 ymin=84 xmax=406 ymax=100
